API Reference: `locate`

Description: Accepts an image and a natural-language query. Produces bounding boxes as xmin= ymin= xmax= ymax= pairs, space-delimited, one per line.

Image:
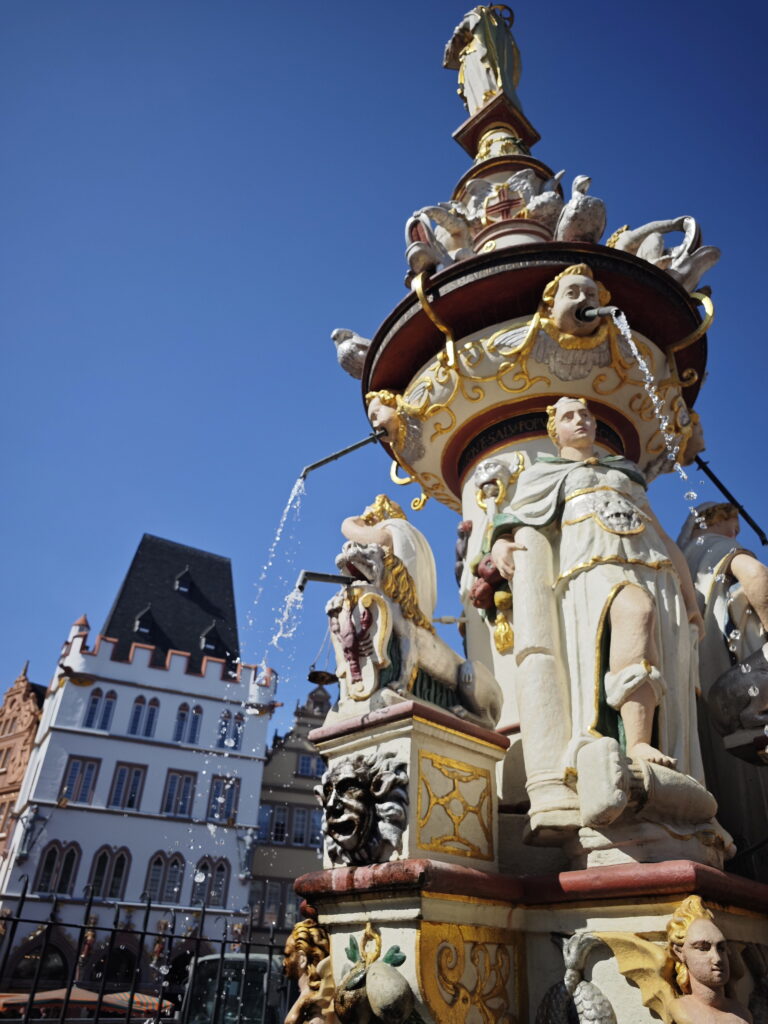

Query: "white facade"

xmin=0 ymin=618 xmax=276 ymax=933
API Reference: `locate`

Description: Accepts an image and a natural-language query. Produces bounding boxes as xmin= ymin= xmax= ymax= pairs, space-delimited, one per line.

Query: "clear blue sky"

xmin=1 ymin=1 xmax=766 ymax=738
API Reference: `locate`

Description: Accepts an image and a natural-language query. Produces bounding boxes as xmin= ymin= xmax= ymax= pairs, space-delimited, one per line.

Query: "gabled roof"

xmin=101 ymin=534 xmax=240 ymax=675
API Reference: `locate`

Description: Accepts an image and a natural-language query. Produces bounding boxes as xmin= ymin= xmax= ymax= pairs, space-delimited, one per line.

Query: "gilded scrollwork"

xmin=418 ymin=751 xmax=493 ymax=860
xmin=419 ymin=922 xmax=519 ymax=1024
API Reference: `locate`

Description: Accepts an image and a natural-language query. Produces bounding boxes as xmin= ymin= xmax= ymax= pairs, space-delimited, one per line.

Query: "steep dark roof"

xmin=101 ymin=534 xmax=240 ymax=676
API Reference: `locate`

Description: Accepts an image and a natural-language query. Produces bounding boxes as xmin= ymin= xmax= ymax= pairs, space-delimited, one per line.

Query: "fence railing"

xmin=0 ymin=878 xmax=291 ymax=1023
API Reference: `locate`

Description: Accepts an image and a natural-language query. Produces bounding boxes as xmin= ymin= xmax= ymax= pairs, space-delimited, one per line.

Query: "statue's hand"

xmin=688 ymin=606 xmax=705 ymax=640
xmin=457 ymin=660 xmax=474 ymax=687
xmin=490 ymin=535 xmax=526 ymax=581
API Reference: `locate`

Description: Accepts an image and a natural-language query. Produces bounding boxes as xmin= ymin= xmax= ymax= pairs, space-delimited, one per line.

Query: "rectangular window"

xmin=60 ymin=757 xmax=100 ymax=804
xmin=310 ymin=808 xmax=323 ymax=848
xmin=257 ymin=803 xmax=272 ymax=842
xmin=108 ymin=764 xmax=146 ymax=810
xmin=297 ymin=754 xmax=314 ymax=777
xmin=161 ymin=771 xmax=196 ymax=817
xmin=263 ymin=881 xmax=281 ymax=927
xmin=272 ymin=806 xmax=287 ymax=844
xmin=0 ymin=748 xmax=10 ymax=771
xmin=207 ymin=777 xmax=240 ymax=822
xmin=291 ymin=808 xmax=308 ymax=846
xmin=283 ymin=894 xmax=302 ymax=929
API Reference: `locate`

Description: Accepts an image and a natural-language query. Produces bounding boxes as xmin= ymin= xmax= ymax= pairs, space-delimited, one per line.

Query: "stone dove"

xmin=331 ymin=328 xmax=371 ymax=380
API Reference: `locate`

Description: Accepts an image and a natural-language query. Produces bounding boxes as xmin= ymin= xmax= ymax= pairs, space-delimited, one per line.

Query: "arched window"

xmin=143 ymin=699 xmax=159 ymax=738
xmin=190 ymin=861 xmax=210 ymax=906
xmin=127 ymin=697 xmax=145 ymax=736
xmin=188 ymin=707 xmax=202 ymax=745
xmin=173 ymin=704 xmax=189 ymax=743
xmin=98 ymin=692 xmax=117 ymax=731
xmin=57 ymin=847 xmax=78 ymax=894
xmin=163 ymin=856 xmax=184 ymax=903
xmin=210 ymin=861 xmax=229 ymax=907
xmin=83 ymin=689 xmax=103 ymax=730
xmin=11 ymin=944 xmax=67 ymax=985
xmin=216 ymin=712 xmax=231 ymax=749
xmin=90 ymin=849 xmax=110 ymax=898
xmin=108 ymin=851 xmax=129 ymax=899
xmin=146 ymin=854 xmax=165 ymax=901
xmin=35 ymin=842 xmax=79 ymax=894
xmin=37 ymin=845 xmax=59 ymax=893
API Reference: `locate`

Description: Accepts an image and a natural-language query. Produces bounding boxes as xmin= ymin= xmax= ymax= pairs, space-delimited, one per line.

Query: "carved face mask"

xmin=323 ymin=765 xmax=375 ymax=852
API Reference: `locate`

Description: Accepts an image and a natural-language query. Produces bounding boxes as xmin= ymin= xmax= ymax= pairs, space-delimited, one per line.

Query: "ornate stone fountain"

xmin=286 ymin=7 xmax=768 ymax=1023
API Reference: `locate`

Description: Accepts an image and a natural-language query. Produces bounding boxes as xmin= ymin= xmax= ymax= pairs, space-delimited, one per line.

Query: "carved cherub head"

xmin=540 ymin=263 xmax=612 ymax=340
xmin=365 ymin=390 xmax=407 ymax=449
xmin=365 ymin=391 xmax=425 ymax=464
xmin=284 ymin=918 xmax=330 ymax=984
xmin=667 ymin=896 xmax=730 ymax=995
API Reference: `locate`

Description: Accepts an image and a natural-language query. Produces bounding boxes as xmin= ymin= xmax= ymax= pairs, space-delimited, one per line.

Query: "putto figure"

xmin=315 ymin=751 xmax=409 ymax=866
xmin=531 ymin=263 xmax=629 ymax=381
xmin=491 ymin=396 xmax=704 ymax=772
xmin=284 ymin=918 xmax=337 ymax=1024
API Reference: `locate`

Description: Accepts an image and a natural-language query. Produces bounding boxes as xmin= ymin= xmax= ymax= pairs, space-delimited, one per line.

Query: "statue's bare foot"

xmin=629 ymin=743 xmax=677 ymax=769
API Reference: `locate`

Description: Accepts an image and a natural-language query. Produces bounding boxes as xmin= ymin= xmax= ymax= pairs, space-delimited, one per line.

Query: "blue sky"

xmin=1 ymin=1 xmax=766 ymax=738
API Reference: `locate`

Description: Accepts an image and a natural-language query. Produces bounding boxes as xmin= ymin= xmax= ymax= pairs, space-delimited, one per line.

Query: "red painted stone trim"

xmin=295 ymin=859 xmax=768 ymax=914
xmin=309 ymin=701 xmax=509 ymax=750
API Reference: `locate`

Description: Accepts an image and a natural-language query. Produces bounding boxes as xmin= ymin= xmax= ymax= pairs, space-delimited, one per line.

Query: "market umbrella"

xmin=0 ymin=987 xmax=114 ymax=1011
xmin=102 ymin=991 xmax=174 ymax=1014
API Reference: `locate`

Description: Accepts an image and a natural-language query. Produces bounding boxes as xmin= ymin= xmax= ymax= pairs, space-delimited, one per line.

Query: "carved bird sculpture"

xmin=555 ymin=175 xmax=606 ymax=244
xmin=418 ymin=205 xmax=475 ymax=260
xmin=526 ymin=169 xmax=565 ymax=235
xmin=332 ymin=328 xmax=372 ymax=380
xmin=504 ymin=168 xmax=539 ymax=207
xmin=535 ymin=933 xmax=618 ymax=1024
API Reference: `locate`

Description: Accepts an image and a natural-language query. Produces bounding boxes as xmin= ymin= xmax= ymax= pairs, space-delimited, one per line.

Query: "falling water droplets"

xmin=612 ymin=311 xmax=689 ymax=482
xmin=684 ymin=491 xmax=698 ymax=502
xmin=194 ymin=871 xmax=206 ymax=883
xmin=748 ymin=684 xmax=759 ymax=696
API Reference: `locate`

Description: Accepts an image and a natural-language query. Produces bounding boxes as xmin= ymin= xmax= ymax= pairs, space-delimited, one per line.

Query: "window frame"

xmin=161 ymin=770 xmax=197 ymax=818
xmin=108 ymin=763 xmax=147 ymax=811
xmin=60 ymin=757 xmax=100 ymax=804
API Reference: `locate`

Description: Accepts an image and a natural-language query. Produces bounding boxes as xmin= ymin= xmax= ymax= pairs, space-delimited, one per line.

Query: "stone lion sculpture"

xmin=328 ymin=539 xmax=501 ymax=728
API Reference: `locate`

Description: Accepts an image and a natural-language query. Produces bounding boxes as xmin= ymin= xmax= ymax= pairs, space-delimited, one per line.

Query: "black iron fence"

xmin=0 ymin=878 xmax=292 ymax=1024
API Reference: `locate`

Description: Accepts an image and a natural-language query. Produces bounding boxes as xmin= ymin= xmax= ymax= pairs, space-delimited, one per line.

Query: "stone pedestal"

xmin=312 ymin=701 xmax=508 ymax=872
xmin=296 ymin=858 xmax=768 ymax=1024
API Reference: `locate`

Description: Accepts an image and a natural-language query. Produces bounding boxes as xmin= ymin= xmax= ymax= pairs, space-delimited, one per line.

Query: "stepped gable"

xmin=101 ymin=533 xmax=240 ymax=674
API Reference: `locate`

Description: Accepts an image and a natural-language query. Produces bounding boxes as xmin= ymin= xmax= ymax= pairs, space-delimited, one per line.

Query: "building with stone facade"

xmin=249 ymin=684 xmax=329 ymax=942
xmin=0 ymin=534 xmax=277 ymax=991
xmin=0 ymin=665 xmax=45 ymax=857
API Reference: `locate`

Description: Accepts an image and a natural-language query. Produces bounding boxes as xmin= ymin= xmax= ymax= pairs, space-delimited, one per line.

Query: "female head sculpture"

xmin=667 ymin=895 xmax=729 ymax=995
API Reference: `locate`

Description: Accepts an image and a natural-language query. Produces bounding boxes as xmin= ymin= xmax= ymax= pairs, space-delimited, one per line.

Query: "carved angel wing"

xmin=597 ymin=932 xmax=677 ymax=1024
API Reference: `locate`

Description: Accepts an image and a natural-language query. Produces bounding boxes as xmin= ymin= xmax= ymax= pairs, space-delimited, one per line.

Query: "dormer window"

xmin=200 ymin=622 xmax=223 ymax=656
xmin=134 ymin=605 xmax=153 ymax=637
xmin=174 ymin=567 xmax=192 ymax=594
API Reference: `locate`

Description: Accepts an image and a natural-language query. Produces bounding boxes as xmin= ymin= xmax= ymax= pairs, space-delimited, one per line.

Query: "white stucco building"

xmin=0 ymin=535 xmax=277 ymax=988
